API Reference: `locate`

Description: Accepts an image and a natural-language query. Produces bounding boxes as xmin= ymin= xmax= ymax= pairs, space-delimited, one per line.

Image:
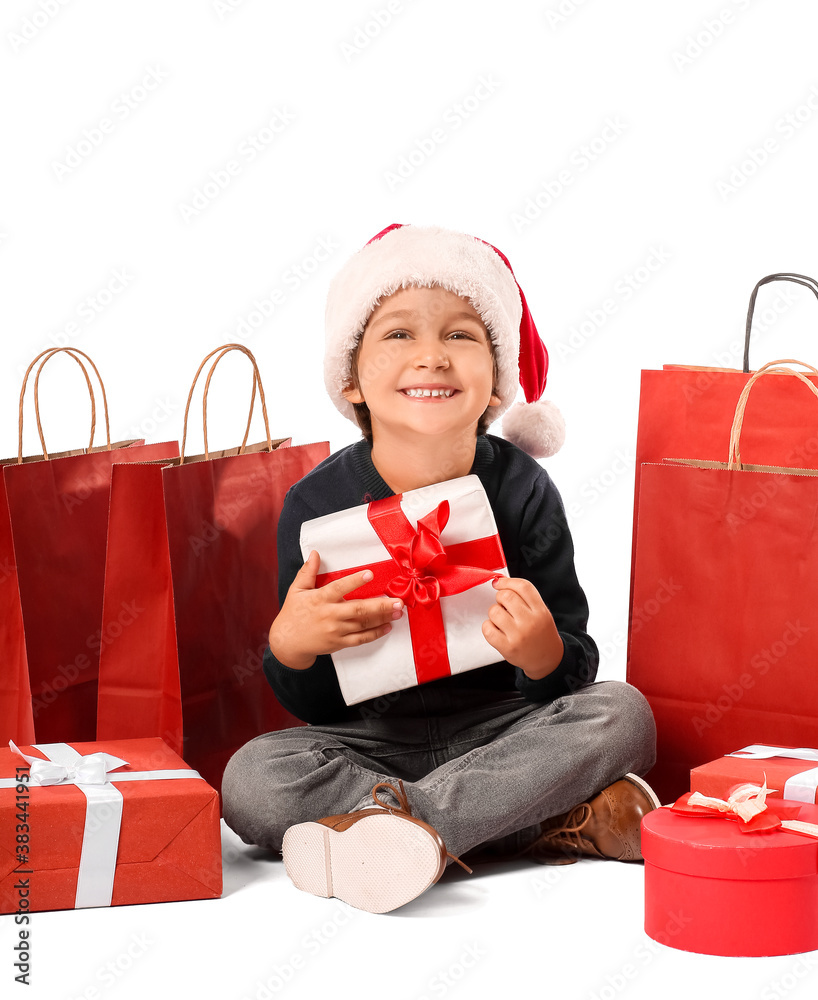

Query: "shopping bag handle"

xmin=180 ymin=343 xmax=272 ymax=464
xmin=729 ymin=359 xmax=818 ymax=469
xmin=17 ymin=348 xmax=111 ymax=463
xmin=202 ymin=346 xmax=263 ymax=457
xmin=744 ymin=273 xmax=818 ymax=373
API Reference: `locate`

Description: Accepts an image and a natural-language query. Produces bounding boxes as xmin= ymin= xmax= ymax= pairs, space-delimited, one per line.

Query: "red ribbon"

xmin=315 ymin=496 xmax=504 ymax=684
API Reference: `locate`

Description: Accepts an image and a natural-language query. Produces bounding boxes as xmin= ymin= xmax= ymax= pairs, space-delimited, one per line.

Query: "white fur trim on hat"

xmin=324 ymin=225 xmax=522 ymax=427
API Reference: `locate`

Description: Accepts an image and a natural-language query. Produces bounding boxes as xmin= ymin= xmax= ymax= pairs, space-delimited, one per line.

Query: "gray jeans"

xmin=221 ymin=680 xmax=656 ymax=859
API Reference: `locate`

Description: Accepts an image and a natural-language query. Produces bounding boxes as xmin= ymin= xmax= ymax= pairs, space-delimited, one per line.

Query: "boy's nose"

xmin=413 ymin=345 xmax=449 ymax=369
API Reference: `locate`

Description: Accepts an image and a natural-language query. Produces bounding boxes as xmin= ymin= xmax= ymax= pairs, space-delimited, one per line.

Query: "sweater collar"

xmin=351 ymin=435 xmax=494 ymax=500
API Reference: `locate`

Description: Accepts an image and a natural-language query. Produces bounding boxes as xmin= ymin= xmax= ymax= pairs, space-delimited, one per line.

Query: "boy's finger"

xmin=481 ymin=619 xmax=504 ymax=650
xmin=293 ymin=550 xmax=320 ymax=591
xmin=492 ymin=576 xmax=536 ymax=608
xmin=326 ymin=568 xmax=378 ymax=600
xmin=487 ymin=602 xmax=514 ymax=630
xmin=341 ymin=597 xmax=404 ymax=632
xmin=493 ymin=587 xmax=528 ymax=615
xmin=337 ymin=622 xmax=394 ymax=647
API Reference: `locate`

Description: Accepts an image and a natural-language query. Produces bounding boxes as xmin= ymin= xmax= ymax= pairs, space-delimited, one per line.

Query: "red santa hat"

xmin=324 ymin=223 xmax=565 ymax=458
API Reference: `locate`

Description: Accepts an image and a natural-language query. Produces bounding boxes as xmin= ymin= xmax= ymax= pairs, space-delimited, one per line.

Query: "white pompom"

xmin=501 ymin=399 xmax=566 ymax=459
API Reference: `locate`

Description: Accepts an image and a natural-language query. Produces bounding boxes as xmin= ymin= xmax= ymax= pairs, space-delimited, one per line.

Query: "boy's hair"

xmin=346 ymin=325 xmax=499 ymax=443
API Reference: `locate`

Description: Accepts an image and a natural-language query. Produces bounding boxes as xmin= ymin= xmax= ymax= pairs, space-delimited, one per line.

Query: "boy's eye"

xmin=383 ymin=329 xmax=479 ymax=341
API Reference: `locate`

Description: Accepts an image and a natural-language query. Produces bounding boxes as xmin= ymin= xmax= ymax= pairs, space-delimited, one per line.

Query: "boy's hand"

xmin=268 ymin=550 xmax=403 ymax=670
xmin=482 ymin=577 xmax=564 ymax=680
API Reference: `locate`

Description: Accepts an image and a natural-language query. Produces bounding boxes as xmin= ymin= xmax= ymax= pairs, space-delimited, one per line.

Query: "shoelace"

xmin=531 ymin=802 xmax=594 ymax=856
xmin=371 ymin=779 xmax=473 ymax=874
xmin=545 ymin=802 xmax=593 ymax=837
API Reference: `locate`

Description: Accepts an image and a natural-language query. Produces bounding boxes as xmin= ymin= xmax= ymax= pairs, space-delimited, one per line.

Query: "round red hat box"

xmin=641 ymin=801 xmax=818 ymax=957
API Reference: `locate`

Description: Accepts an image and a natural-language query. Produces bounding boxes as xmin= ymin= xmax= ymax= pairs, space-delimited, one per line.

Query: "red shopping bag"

xmin=0 ymin=479 xmax=32 ymax=747
xmin=96 ymin=345 xmax=330 ymax=793
xmin=630 ymin=274 xmax=818 ymax=600
xmin=1 ymin=348 xmax=179 ymax=745
xmin=635 ymin=274 xmax=818 ymax=477
xmin=628 ymin=363 xmax=818 ymax=803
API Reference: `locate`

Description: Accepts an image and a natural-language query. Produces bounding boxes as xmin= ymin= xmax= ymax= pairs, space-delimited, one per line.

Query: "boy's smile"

xmin=399 ymin=386 xmax=456 ymax=399
xmin=343 ymin=285 xmax=500 ymax=442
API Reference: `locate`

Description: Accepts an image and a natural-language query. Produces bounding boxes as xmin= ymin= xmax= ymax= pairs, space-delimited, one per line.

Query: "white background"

xmin=2 ymin=1 xmax=818 ymax=998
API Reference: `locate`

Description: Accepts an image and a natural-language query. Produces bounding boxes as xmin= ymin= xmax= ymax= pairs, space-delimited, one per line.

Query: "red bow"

xmin=375 ymin=500 xmax=498 ymax=609
xmin=671 ymin=784 xmax=818 ymax=839
xmin=381 ymin=501 xmax=447 ymax=607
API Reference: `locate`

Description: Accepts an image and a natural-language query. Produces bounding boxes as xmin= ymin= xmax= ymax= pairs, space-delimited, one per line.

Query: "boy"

xmin=222 ymin=223 xmax=657 ymax=914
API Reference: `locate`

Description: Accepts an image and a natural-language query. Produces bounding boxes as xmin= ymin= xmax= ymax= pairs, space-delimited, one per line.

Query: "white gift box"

xmin=299 ymin=474 xmax=509 ymax=705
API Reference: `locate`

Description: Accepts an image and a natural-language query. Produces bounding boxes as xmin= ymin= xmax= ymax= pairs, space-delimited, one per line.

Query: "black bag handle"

xmin=744 ymin=273 xmax=818 ymax=372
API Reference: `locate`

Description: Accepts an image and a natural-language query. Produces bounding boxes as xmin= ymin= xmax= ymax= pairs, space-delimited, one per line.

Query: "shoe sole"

xmin=282 ymin=813 xmax=445 ymax=913
xmin=623 ymin=772 xmax=663 ymax=810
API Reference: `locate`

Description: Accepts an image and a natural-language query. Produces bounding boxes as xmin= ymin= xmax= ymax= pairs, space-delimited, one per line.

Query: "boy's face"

xmin=343 ymin=285 xmax=501 ymax=443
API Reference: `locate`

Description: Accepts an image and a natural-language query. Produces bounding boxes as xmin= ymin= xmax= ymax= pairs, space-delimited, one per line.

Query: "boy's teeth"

xmin=403 ymin=388 xmax=454 ymax=397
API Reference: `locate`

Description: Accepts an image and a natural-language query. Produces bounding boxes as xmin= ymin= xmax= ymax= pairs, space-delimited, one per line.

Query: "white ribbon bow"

xmin=688 ymin=779 xmax=774 ymax=823
xmin=687 ymin=779 xmax=818 ymax=840
xmin=9 ymin=740 xmax=128 ymax=786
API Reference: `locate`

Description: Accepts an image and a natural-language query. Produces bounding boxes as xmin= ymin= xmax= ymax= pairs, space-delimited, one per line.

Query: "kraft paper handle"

xmin=728 ymin=360 xmax=818 ymax=470
xmin=17 ymin=348 xmax=111 ymax=463
xmin=180 ymin=343 xmax=272 ymax=464
xmin=202 ymin=346 xmax=263 ymax=458
xmin=744 ymin=273 xmax=818 ymax=373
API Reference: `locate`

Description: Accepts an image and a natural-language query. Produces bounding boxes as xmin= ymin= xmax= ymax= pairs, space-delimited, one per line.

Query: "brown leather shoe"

xmin=526 ymin=773 xmax=661 ymax=865
xmin=282 ymin=780 xmax=471 ymax=913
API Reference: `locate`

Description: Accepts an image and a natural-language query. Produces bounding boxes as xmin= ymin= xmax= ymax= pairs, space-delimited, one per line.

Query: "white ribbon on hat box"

xmin=0 ymin=741 xmax=203 ymax=909
xmin=300 ymin=475 xmax=508 ymax=706
xmin=728 ymin=745 xmax=818 ymax=804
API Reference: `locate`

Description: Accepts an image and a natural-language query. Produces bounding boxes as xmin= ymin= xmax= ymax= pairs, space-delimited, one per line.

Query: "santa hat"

xmin=324 ymin=223 xmax=565 ymax=458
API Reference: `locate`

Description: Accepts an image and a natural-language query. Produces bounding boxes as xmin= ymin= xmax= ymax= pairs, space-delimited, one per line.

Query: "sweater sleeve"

xmin=504 ymin=466 xmax=599 ymax=702
xmin=261 ymin=487 xmax=353 ymax=724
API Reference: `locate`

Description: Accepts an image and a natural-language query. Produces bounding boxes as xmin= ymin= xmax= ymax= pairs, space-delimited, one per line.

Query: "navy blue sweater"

xmin=263 ymin=435 xmax=598 ymax=724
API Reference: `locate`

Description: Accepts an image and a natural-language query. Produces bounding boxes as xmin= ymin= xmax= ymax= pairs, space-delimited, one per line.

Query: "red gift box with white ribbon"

xmin=691 ymin=744 xmax=818 ymax=804
xmin=300 ymin=475 xmax=508 ymax=705
xmin=0 ymin=738 xmax=221 ymax=913
xmin=642 ymin=779 xmax=818 ymax=956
